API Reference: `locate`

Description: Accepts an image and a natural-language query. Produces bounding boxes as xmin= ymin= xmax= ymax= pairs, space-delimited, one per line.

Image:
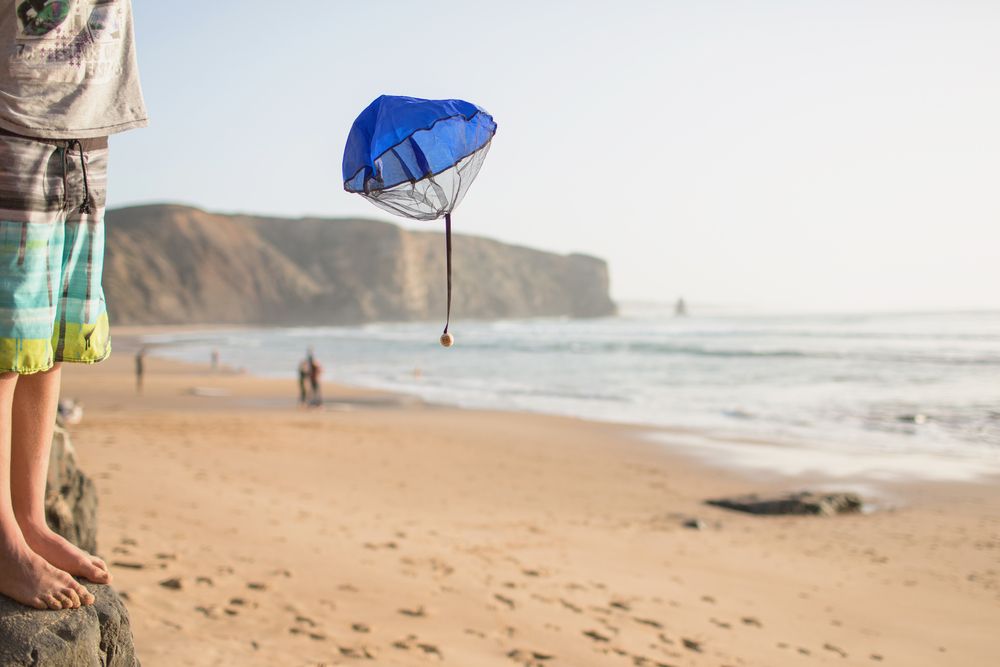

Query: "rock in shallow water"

xmin=706 ymin=491 xmax=864 ymax=516
xmin=0 ymin=583 xmax=138 ymax=667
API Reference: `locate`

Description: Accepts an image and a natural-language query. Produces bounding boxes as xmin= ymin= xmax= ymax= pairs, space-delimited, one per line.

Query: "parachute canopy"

xmin=342 ymin=95 xmax=496 ymax=221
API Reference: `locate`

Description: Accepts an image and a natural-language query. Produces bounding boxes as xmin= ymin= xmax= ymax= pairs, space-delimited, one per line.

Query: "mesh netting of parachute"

xmin=343 ymin=95 xmax=497 ymax=347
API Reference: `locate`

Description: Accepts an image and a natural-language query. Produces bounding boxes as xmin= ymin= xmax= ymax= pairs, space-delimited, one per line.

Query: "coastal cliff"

xmin=103 ymin=204 xmax=616 ymax=326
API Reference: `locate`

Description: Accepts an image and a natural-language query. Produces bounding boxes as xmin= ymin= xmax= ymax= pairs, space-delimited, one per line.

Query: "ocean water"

xmin=142 ymin=307 xmax=1000 ymax=481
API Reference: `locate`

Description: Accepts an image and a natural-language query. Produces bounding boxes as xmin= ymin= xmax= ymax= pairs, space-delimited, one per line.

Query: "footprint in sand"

xmin=559 ymin=599 xmax=582 ymax=613
xmin=416 ymin=643 xmax=442 ymax=658
xmin=398 ymin=605 xmax=427 ymax=617
xmin=194 ymin=605 xmax=217 ymax=618
xmin=390 ymin=634 xmax=441 ymax=657
xmin=363 ymin=540 xmax=399 ymax=550
xmin=289 ymin=616 xmax=324 ymax=640
xmin=339 ymin=645 xmax=378 ymax=659
xmin=111 ymin=561 xmax=145 ymax=570
xmin=507 ymin=648 xmax=555 ymax=664
xmin=823 ymin=643 xmax=848 ymax=658
xmin=626 ymin=656 xmax=668 ymax=667
xmin=682 ymin=638 xmax=703 ymax=653
xmin=351 ymin=623 xmax=370 ymax=633
xmin=493 ymin=593 xmax=516 ymax=610
xmin=582 ymin=630 xmax=610 ymax=643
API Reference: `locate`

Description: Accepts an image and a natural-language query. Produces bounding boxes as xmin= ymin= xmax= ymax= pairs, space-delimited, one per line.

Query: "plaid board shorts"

xmin=0 ymin=131 xmax=110 ymax=375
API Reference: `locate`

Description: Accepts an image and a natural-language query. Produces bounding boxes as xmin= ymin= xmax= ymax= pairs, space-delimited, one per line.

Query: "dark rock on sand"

xmin=45 ymin=426 xmax=98 ymax=554
xmin=706 ymin=491 xmax=863 ymax=516
xmin=0 ymin=583 xmax=138 ymax=667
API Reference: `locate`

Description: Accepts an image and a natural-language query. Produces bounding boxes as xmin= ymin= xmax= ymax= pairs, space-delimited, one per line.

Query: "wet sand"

xmin=57 ymin=333 xmax=1000 ymax=666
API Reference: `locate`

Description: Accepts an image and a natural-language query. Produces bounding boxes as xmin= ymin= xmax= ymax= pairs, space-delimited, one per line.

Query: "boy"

xmin=0 ymin=0 xmax=146 ymax=610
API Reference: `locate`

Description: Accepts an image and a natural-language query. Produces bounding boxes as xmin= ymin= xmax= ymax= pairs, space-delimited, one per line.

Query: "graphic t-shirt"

xmin=0 ymin=0 xmax=147 ymax=138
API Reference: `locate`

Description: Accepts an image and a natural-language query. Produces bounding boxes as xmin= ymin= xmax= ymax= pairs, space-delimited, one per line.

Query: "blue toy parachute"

xmin=343 ymin=95 xmax=497 ymax=346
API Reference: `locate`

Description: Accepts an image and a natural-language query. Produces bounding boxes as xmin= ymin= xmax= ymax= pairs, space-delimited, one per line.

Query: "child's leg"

xmin=9 ymin=363 xmax=110 ymax=586
xmin=0 ymin=370 xmax=91 ymax=609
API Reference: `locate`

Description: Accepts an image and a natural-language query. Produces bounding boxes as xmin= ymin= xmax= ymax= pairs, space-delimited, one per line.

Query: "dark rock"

xmin=0 ymin=583 xmax=138 ymax=667
xmin=45 ymin=426 xmax=98 ymax=554
xmin=706 ymin=491 xmax=863 ymax=516
xmin=682 ymin=518 xmax=705 ymax=530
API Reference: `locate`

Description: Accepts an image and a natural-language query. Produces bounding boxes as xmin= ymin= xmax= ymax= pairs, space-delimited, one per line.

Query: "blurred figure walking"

xmin=306 ymin=348 xmax=323 ymax=407
xmin=135 ymin=348 xmax=145 ymax=395
xmin=297 ymin=358 xmax=310 ymax=406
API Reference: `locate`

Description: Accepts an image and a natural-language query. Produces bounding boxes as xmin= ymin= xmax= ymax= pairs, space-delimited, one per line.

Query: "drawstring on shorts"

xmin=61 ymin=139 xmax=94 ymax=215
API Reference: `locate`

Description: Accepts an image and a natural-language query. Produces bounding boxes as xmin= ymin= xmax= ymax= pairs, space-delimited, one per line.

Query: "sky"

xmin=110 ymin=1 xmax=1000 ymax=312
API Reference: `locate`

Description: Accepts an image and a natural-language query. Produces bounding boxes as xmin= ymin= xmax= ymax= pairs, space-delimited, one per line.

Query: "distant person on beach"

xmin=211 ymin=348 xmax=219 ymax=372
xmin=135 ymin=349 xmax=145 ymax=395
xmin=297 ymin=358 xmax=310 ymax=406
xmin=0 ymin=1 xmax=147 ymax=610
xmin=306 ymin=348 xmax=323 ymax=407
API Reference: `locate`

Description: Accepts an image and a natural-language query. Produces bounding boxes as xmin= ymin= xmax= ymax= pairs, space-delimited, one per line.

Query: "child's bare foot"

xmin=0 ymin=536 xmax=93 ymax=610
xmin=17 ymin=520 xmax=112 ymax=585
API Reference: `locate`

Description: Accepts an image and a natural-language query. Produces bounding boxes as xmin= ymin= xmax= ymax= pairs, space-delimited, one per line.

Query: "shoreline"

xmin=119 ymin=325 xmax=1000 ymax=500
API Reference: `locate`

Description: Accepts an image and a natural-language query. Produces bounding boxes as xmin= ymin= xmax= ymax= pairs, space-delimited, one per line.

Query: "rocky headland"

xmin=103 ymin=204 xmax=617 ymax=326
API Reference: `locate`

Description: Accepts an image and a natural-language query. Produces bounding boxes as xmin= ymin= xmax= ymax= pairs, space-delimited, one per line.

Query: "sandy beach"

xmin=56 ymin=332 xmax=1000 ymax=667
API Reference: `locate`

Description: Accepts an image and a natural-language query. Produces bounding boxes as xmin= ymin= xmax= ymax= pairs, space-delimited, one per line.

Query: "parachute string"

xmin=443 ymin=212 xmax=452 ymax=335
